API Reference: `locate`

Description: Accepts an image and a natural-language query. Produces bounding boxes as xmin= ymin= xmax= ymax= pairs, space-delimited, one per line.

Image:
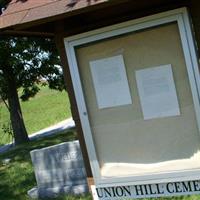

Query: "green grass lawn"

xmin=0 ymin=86 xmax=71 ymax=145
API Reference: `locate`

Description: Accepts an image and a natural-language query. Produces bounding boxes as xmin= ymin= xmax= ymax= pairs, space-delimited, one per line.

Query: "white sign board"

xmin=90 ymin=55 xmax=132 ymax=109
xmin=135 ymin=64 xmax=180 ymax=120
xmin=91 ymin=180 xmax=200 ymax=200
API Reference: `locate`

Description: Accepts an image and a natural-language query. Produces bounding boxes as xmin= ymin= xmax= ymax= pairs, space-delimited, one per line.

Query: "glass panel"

xmin=76 ymin=23 xmax=200 ymax=179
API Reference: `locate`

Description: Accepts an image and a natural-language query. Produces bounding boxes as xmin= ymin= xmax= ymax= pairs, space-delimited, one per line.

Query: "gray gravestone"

xmin=30 ymin=140 xmax=88 ymax=198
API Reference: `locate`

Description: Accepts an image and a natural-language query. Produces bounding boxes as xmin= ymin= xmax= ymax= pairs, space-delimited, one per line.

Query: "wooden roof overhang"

xmin=0 ymin=0 xmax=196 ymax=39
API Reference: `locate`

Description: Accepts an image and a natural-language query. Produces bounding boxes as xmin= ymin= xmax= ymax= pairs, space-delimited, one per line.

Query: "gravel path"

xmin=0 ymin=118 xmax=75 ymax=154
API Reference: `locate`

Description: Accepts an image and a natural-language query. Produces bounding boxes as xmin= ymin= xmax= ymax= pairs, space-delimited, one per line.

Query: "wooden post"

xmin=54 ymin=21 xmax=93 ymax=187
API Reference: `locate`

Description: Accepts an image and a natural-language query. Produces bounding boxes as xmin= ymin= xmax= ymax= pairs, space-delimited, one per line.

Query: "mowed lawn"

xmin=0 ymin=86 xmax=71 ymax=145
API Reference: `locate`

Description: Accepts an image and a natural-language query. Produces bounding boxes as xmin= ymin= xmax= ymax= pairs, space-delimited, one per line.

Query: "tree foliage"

xmin=0 ymin=0 xmax=66 ymax=145
xmin=0 ymin=35 xmax=65 ymax=144
xmin=0 ymin=36 xmax=64 ymax=101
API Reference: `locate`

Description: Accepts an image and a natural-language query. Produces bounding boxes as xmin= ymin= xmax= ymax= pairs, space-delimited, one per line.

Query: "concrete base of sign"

xmin=27 ymin=187 xmax=39 ymax=199
xmin=28 ymin=184 xmax=89 ymax=199
xmin=101 ymin=151 xmax=200 ymax=177
xmin=39 ymin=184 xmax=88 ymax=198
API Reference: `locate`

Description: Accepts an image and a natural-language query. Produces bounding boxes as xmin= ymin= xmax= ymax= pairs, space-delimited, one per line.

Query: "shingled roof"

xmin=1 ymin=0 xmax=188 ymax=37
xmin=0 ymin=0 xmax=108 ymax=30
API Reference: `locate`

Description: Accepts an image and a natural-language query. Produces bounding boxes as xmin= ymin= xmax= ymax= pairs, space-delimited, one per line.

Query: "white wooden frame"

xmin=64 ymin=7 xmax=200 ymax=187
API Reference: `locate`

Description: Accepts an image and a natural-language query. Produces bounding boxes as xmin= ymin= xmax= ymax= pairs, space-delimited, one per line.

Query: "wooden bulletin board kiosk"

xmin=64 ymin=8 xmax=200 ymax=199
xmin=2 ymin=1 xmax=200 ymax=199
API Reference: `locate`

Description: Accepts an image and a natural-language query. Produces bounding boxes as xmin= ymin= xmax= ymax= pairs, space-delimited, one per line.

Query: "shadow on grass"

xmin=1 ymin=128 xmax=77 ymax=159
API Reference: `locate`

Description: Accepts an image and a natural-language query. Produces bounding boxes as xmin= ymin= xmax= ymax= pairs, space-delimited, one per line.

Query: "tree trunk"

xmin=3 ymin=66 xmax=30 ymax=145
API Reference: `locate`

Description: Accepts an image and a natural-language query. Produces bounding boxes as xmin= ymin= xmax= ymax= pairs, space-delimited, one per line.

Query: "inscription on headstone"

xmin=30 ymin=140 xmax=88 ymax=198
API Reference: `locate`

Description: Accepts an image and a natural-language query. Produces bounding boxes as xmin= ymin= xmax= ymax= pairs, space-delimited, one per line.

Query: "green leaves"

xmin=20 ymin=85 xmax=40 ymax=101
xmin=0 ymin=35 xmax=64 ymax=101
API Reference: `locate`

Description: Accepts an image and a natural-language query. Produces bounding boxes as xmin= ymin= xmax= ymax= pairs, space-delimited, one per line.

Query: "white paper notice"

xmin=135 ymin=64 xmax=180 ymax=120
xmin=90 ymin=55 xmax=132 ymax=109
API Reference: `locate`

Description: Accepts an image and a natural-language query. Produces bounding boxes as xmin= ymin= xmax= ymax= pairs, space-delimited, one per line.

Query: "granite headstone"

xmin=30 ymin=140 xmax=88 ymax=198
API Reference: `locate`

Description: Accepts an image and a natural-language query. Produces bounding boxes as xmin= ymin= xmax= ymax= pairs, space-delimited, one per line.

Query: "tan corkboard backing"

xmin=76 ymin=23 xmax=200 ymax=177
